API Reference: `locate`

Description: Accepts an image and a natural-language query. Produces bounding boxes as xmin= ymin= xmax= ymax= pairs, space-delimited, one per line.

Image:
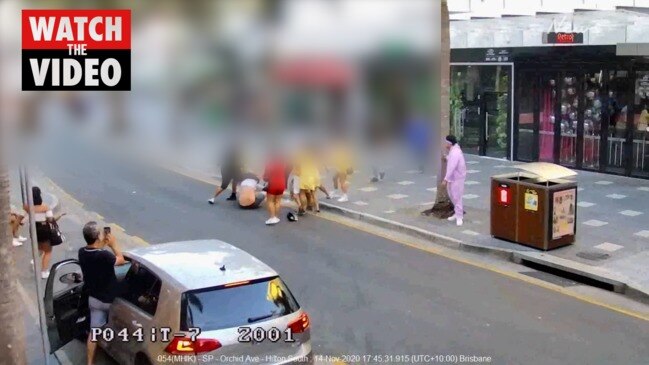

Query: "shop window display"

xmin=539 ymin=77 xmax=556 ymax=162
xmin=559 ymin=75 xmax=579 ymax=166
xmin=582 ymin=72 xmax=604 ymax=169
xmin=632 ymin=71 xmax=649 ymax=176
xmin=606 ymin=71 xmax=629 ymax=171
xmin=516 ymin=71 xmax=536 ymax=161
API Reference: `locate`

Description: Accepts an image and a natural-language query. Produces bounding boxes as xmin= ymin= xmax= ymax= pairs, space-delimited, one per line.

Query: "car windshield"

xmin=181 ymin=277 xmax=300 ymax=331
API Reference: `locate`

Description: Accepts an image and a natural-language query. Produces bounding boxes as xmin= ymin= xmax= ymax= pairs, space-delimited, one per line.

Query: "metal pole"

xmin=19 ymin=167 xmax=26 ymax=207
xmin=23 ymin=166 xmax=51 ymax=363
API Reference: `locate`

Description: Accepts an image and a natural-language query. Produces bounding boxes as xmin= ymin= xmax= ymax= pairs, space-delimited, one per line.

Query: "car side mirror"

xmin=59 ymin=272 xmax=83 ymax=284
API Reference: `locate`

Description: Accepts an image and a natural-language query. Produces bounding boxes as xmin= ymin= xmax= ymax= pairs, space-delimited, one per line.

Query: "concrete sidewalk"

xmin=318 ymin=155 xmax=649 ymax=302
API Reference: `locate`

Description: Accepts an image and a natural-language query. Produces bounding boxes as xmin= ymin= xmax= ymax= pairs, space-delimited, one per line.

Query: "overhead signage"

xmin=543 ymin=32 xmax=584 ymax=45
xmin=485 ymin=48 xmax=510 ymax=62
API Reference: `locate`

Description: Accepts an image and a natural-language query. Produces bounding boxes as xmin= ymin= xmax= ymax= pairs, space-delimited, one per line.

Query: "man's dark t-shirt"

xmin=78 ymin=247 xmax=118 ymax=304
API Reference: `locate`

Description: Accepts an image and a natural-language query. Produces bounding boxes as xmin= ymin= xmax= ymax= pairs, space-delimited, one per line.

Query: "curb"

xmin=319 ymin=202 xmax=514 ymax=261
xmin=319 ymin=202 xmax=649 ymax=304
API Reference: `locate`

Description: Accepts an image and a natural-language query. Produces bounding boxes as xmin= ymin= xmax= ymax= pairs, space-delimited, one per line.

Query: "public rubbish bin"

xmin=490 ymin=162 xmax=577 ymax=251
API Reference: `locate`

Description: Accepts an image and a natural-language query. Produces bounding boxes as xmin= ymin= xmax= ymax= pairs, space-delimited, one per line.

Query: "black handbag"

xmin=48 ymin=219 xmax=64 ymax=246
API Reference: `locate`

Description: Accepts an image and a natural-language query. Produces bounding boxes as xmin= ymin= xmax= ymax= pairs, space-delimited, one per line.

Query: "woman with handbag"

xmin=24 ymin=186 xmax=63 ymax=279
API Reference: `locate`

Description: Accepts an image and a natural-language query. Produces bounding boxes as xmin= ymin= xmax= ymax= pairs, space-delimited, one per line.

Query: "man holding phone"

xmin=78 ymin=222 xmax=126 ymax=365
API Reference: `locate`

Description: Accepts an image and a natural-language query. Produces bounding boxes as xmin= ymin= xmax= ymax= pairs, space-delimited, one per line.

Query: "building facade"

xmin=450 ymin=8 xmax=649 ymax=179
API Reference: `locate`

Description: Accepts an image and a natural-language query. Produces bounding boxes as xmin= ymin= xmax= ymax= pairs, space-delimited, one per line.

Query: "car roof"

xmin=125 ymin=240 xmax=278 ymax=291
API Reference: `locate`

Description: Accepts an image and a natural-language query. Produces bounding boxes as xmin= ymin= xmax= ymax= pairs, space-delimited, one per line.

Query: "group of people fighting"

xmin=205 ymin=134 xmax=467 ymax=226
xmin=207 ymin=141 xmax=354 ymax=225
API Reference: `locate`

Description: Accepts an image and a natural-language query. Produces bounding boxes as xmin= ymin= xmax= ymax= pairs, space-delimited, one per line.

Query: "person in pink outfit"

xmin=442 ymin=135 xmax=467 ymax=226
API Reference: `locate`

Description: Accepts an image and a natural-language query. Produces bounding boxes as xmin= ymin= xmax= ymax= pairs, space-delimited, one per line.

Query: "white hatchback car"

xmin=44 ymin=240 xmax=313 ymax=364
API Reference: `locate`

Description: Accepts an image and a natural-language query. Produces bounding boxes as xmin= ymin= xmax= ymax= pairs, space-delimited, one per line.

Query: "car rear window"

xmin=181 ymin=277 xmax=300 ymax=331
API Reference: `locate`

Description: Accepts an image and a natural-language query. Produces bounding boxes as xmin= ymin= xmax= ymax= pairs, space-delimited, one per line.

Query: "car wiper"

xmin=247 ymin=310 xmax=277 ymax=324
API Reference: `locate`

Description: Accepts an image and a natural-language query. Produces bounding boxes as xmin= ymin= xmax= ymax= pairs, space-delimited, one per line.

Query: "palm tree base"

xmin=422 ymin=200 xmax=454 ymax=219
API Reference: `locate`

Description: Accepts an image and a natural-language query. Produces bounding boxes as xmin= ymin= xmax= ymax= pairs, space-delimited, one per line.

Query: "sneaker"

xmin=208 ymin=198 xmax=215 ymax=205
xmin=337 ymin=195 xmax=349 ymax=203
xmin=297 ymin=209 xmax=306 ymax=216
xmin=12 ymin=238 xmax=23 ymax=247
xmin=265 ymin=217 xmax=280 ymax=225
xmin=370 ymin=177 xmax=379 ymax=183
xmin=18 ymin=236 xmax=27 ymax=242
xmin=456 ymin=219 xmax=463 ymax=226
xmin=41 ymin=271 xmax=50 ymax=279
xmin=226 ymin=193 xmax=236 ymax=201
xmin=447 ymin=216 xmax=457 ymax=221
xmin=330 ymin=190 xmax=341 ymax=198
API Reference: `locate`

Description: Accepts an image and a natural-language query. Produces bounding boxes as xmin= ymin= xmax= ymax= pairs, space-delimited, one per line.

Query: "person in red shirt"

xmin=264 ymin=153 xmax=286 ymax=225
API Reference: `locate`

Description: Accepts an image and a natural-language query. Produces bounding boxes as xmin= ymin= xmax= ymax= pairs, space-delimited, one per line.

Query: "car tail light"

xmin=287 ymin=312 xmax=310 ymax=334
xmin=164 ymin=337 xmax=221 ymax=354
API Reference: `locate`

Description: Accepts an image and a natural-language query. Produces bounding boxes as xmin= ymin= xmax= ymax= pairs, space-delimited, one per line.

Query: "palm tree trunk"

xmin=426 ymin=0 xmax=454 ymax=218
xmin=0 ymin=142 xmax=27 ymax=364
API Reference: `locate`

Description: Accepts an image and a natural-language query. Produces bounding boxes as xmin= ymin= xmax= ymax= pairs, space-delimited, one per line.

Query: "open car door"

xmin=43 ymin=259 xmax=88 ymax=353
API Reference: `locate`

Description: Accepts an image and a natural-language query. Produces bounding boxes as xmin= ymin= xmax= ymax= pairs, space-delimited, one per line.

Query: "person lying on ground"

xmin=237 ymin=172 xmax=266 ymax=210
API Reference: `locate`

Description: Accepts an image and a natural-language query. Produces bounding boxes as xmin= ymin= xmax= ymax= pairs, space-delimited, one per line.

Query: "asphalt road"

xmin=40 ymin=140 xmax=649 ymax=365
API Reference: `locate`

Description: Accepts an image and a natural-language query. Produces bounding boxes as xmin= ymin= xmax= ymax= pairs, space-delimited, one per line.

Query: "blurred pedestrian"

xmin=263 ymin=151 xmax=286 ymax=225
xmin=287 ymin=162 xmax=304 ymax=215
xmin=9 ymin=211 xmax=27 ymax=247
xmin=442 ymin=135 xmax=467 ymax=226
xmin=299 ymin=152 xmax=317 ymax=212
xmin=331 ymin=141 xmax=353 ymax=203
xmin=23 ymin=186 xmax=57 ymax=279
xmin=208 ymin=145 xmax=242 ymax=204
xmin=404 ymin=114 xmax=431 ymax=173
xmin=314 ymin=144 xmax=332 ymax=201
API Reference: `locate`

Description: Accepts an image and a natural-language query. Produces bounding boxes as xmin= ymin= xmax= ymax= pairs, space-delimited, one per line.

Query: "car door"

xmin=43 ymin=259 xmax=88 ymax=353
xmin=105 ymin=260 xmax=162 ymax=365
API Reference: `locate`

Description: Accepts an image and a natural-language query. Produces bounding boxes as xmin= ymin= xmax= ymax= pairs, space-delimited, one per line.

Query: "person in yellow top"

xmin=287 ymin=161 xmax=303 ymax=215
xmin=330 ymin=140 xmax=353 ymax=203
xmin=298 ymin=151 xmax=318 ymax=212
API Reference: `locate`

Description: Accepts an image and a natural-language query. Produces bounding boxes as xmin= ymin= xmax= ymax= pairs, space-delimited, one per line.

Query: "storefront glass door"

xmin=451 ymin=64 xmax=512 ymax=158
xmin=605 ymin=70 xmax=631 ymax=174
xmin=538 ymin=75 xmax=557 ymax=163
xmin=484 ymin=91 xmax=508 ymax=158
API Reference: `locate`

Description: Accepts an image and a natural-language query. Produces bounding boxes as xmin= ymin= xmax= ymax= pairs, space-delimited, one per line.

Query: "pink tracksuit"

xmin=444 ymin=145 xmax=467 ymax=219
